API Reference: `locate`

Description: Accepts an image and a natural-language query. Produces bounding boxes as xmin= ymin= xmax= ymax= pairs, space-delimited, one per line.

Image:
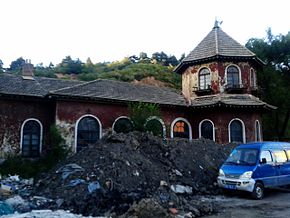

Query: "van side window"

xmin=260 ymin=150 xmax=272 ymax=163
xmin=286 ymin=150 xmax=290 ymax=161
xmin=272 ymin=150 xmax=287 ymax=163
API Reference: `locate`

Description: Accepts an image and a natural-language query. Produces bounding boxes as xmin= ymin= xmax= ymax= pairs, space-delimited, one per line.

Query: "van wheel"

xmin=251 ymin=182 xmax=264 ymax=200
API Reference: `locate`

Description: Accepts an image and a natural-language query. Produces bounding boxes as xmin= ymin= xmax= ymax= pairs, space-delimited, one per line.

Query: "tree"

xmin=9 ymin=57 xmax=26 ymax=72
xmin=82 ymin=57 xmax=96 ymax=74
xmin=56 ymin=56 xmax=83 ymax=74
xmin=246 ymin=29 xmax=290 ymax=140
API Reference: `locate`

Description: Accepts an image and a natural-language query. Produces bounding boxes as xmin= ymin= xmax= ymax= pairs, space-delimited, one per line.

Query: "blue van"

xmin=217 ymin=141 xmax=290 ymax=199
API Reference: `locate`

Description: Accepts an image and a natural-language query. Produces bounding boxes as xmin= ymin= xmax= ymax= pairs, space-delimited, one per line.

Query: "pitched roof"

xmin=190 ymin=94 xmax=276 ymax=110
xmin=51 ymin=79 xmax=186 ymax=106
xmin=0 ymin=73 xmax=274 ymax=110
xmin=0 ymin=73 xmax=83 ymax=97
xmin=174 ymin=26 xmax=264 ymax=73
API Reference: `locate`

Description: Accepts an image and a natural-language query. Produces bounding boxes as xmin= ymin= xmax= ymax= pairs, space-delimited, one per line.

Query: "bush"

xmin=129 ymin=102 xmax=160 ymax=132
xmin=0 ymin=125 xmax=67 ymax=178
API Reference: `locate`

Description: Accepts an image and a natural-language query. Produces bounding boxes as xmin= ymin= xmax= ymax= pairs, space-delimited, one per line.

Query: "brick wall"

xmin=0 ymin=98 xmax=55 ymax=157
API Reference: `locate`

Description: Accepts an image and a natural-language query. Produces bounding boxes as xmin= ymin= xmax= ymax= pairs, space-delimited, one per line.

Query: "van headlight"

xmin=219 ymin=169 xmax=225 ymax=177
xmin=240 ymin=171 xmax=253 ymax=179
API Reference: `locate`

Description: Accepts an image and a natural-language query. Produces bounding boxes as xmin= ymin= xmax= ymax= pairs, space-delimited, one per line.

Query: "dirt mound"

xmin=34 ymin=132 xmax=235 ymax=217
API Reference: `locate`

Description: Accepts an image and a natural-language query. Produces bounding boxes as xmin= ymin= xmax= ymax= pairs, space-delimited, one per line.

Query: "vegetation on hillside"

xmin=1 ymin=52 xmax=182 ymax=90
xmin=246 ymin=29 xmax=290 ymax=140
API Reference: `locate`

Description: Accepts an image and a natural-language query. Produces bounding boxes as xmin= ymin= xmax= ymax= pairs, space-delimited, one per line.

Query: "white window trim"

xmin=228 ymin=118 xmax=246 ymax=143
xmin=198 ymin=119 xmax=215 ymax=141
xmin=170 ymin=117 xmax=192 ymax=140
xmin=145 ymin=116 xmax=166 ymax=138
xmin=225 ymin=64 xmax=242 ymax=87
xmin=255 ymin=120 xmax=262 ymax=142
xmin=74 ymin=114 xmax=102 ymax=153
xmin=20 ymin=118 xmax=43 ymax=156
xmin=198 ymin=67 xmax=211 ymax=89
xmin=112 ymin=116 xmax=133 ymax=133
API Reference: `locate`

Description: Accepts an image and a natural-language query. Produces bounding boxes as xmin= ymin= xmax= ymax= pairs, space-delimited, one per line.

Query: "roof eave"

xmin=174 ymin=54 xmax=265 ymax=74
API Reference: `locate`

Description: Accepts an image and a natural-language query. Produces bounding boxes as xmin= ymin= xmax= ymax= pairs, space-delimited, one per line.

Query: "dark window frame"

xmin=226 ymin=66 xmax=240 ymax=88
xmin=200 ymin=120 xmax=214 ymax=141
xmin=77 ymin=116 xmax=100 ymax=152
xmin=22 ymin=120 xmax=41 ymax=158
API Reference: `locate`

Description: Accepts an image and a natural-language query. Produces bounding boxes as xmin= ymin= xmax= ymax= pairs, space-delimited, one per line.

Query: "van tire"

xmin=251 ymin=182 xmax=264 ymax=200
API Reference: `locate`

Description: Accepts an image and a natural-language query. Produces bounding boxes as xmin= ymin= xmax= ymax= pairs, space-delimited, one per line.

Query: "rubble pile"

xmin=32 ymin=132 xmax=235 ymax=217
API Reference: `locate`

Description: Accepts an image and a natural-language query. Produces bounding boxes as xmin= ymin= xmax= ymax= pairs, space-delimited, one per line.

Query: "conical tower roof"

xmin=174 ymin=23 xmax=264 ymax=73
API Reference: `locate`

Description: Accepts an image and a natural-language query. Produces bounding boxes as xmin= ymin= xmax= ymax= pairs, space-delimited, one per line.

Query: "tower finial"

xmin=214 ymin=17 xmax=223 ymax=29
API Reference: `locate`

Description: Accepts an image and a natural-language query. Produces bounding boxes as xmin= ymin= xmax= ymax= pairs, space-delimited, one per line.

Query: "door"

xmin=257 ymin=150 xmax=278 ymax=187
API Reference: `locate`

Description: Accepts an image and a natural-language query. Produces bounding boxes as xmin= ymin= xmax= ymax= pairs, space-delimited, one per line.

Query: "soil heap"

xmin=34 ymin=132 xmax=235 ymax=217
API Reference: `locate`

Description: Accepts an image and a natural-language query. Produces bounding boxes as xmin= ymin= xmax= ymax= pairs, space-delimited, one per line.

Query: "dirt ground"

xmin=202 ymin=188 xmax=290 ymax=218
xmin=31 ymin=132 xmax=236 ymax=217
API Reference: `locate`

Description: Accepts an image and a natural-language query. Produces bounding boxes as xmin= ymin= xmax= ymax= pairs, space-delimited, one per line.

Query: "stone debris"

xmin=1 ymin=132 xmax=235 ymax=217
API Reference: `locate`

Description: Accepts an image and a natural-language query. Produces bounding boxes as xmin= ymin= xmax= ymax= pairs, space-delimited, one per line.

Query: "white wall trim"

xmin=198 ymin=119 xmax=215 ymax=141
xmin=228 ymin=118 xmax=246 ymax=143
xmin=255 ymin=120 xmax=261 ymax=142
xmin=170 ymin=117 xmax=192 ymax=140
xmin=74 ymin=114 xmax=102 ymax=153
xmin=20 ymin=118 xmax=43 ymax=156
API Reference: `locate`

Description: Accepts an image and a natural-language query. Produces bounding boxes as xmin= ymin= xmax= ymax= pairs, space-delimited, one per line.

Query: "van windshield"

xmin=225 ymin=148 xmax=258 ymax=166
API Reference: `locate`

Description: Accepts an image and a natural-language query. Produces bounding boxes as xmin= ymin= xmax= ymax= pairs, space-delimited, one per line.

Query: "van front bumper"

xmin=217 ymin=176 xmax=255 ymax=192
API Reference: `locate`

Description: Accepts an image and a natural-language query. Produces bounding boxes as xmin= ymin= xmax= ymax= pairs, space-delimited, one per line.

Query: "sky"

xmin=1 ymin=0 xmax=289 ymax=67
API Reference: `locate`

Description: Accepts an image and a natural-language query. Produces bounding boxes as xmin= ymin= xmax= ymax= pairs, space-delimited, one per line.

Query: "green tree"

xmin=56 ymin=56 xmax=83 ymax=74
xmin=246 ymin=29 xmax=290 ymax=140
xmin=129 ymin=102 xmax=160 ymax=132
xmin=9 ymin=57 xmax=26 ymax=72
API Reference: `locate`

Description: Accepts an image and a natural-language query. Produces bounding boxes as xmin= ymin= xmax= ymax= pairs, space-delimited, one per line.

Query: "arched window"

xmin=199 ymin=119 xmax=215 ymax=141
xmin=255 ymin=120 xmax=261 ymax=142
xmin=21 ymin=119 xmax=42 ymax=157
xmin=171 ymin=118 xmax=192 ymax=140
xmin=199 ymin=68 xmax=211 ymax=90
xmin=250 ymin=68 xmax=256 ymax=88
xmin=145 ymin=116 xmax=166 ymax=138
xmin=113 ymin=116 xmax=133 ymax=133
xmin=76 ymin=115 xmax=101 ymax=152
xmin=226 ymin=65 xmax=240 ymax=88
xmin=229 ymin=119 xmax=245 ymax=143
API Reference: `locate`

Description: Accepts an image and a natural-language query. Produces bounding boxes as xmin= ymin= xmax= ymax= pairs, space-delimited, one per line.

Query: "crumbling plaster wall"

xmin=181 ymin=61 xmax=255 ymax=97
xmin=0 ymin=99 xmax=54 ymax=158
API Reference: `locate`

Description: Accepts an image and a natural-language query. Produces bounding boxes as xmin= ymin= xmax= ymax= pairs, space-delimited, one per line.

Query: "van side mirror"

xmin=260 ymin=158 xmax=267 ymax=164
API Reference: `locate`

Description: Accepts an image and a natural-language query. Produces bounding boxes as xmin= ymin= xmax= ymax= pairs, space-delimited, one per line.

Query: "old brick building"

xmin=0 ymin=24 xmax=274 ymax=158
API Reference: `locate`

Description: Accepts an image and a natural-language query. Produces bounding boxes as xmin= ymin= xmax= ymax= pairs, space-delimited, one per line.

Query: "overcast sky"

xmin=1 ymin=0 xmax=289 ymax=67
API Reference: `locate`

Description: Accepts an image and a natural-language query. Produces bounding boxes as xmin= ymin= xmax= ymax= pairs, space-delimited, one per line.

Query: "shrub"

xmin=129 ymin=102 xmax=160 ymax=132
xmin=0 ymin=125 xmax=67 ymax=178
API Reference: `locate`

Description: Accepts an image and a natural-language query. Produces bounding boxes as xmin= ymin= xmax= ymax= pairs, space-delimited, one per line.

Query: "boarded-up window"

xmin=173 ymin=121 xmax=189 ymax=139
